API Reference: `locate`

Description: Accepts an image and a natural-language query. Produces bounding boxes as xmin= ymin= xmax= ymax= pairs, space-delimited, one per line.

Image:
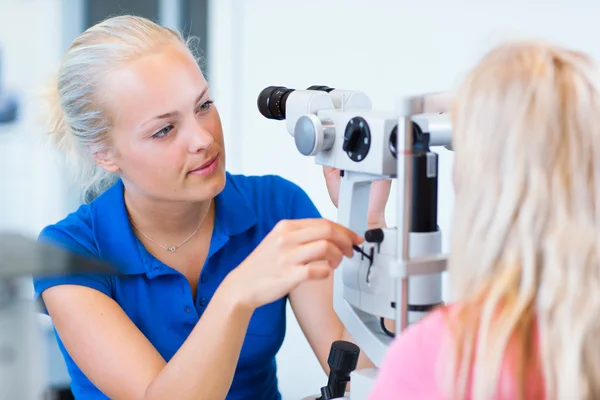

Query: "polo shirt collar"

xmin=92 ymin=172 xmax=257 ymax=275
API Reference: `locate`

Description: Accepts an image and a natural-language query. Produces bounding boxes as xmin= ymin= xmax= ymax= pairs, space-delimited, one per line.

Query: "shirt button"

xmin=185 ymin=307 xmax=190 ymax=313
xmin=199 ymin=297 xmax=207 ymax=307
xmin=200 ymin=275 xmax=208 ymax=283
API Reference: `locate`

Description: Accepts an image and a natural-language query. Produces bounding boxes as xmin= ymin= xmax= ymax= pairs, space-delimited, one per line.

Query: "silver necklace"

xmin=129 ymin=200 xmax=211 ymax=253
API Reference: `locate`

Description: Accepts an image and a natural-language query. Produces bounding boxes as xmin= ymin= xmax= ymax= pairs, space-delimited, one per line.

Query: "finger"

xmin=272 ymin=218 xmax=302 ymax=233
xmin=277 ymin=218 xmax=363 ymax=243
xmin=291 ymin=225 xmax=353 ymax=258
xmin=285 ymin=261 xmax=332 ymax=288
xmin=304 ymin=262 xmax=332 ymax=280
xmin=320 ymin=219 xmax=364 ymax=244
xmin=288 ymin=220 xmax=363 ymax=255
xmin=303 ymin=218 xmax=363 ymax=244
xmin=288 ymin=239 xmax=345 ymax=267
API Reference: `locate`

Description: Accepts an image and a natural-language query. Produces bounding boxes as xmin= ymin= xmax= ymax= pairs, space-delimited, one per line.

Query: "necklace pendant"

xmin=167 ymin=246 xmax=177 ymax=253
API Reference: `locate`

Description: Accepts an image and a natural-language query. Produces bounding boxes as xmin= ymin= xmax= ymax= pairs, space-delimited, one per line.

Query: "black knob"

xmin=343 ymin=117 xmax=371 ymax=162
xmin=317 ymin=341 xmax=360 ymax=400
xmin=365 ymin=228 xmax=384 ymax=244
xmin=328 ymin=340 xmax=360 ymax=372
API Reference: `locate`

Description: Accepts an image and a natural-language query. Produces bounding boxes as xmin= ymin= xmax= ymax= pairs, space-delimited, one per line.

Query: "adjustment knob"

xmin=343 ymin=117 xmax=371 ymax=162
xmin=365 ymin=228 xmax=384 ymax=243
xmin=317 ymin=340 xmax=361 ymax=400
xmin=327 ymin=340 xmax=360 ymax=373
xmin=293 ymin=115 xmax=335 ymax=156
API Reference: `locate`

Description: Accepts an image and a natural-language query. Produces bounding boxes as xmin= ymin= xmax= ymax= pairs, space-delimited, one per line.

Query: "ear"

xmin=92 ymin=150 xmax=120 ymax=173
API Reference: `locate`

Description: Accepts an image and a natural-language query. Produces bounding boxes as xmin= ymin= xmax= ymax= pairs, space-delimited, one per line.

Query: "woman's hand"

xmin=323 ymin=166 xmax=391 ymax=227
xmin=224 ymin=218 xmax=364 ymax=310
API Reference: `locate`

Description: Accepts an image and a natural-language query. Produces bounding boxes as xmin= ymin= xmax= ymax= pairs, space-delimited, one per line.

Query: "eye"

xmin=197 ymin=100 xmax=214 ymax=114
xmin=151 ymin=125 xmax=173 ymax=139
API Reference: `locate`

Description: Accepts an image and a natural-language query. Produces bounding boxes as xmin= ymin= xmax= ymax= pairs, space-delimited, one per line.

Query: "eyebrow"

xmin=139 ymin=87 xmax=210 ymax=128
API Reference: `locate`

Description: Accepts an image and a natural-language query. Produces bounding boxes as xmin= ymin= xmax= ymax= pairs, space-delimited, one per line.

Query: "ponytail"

xmin=42 ymin=73 xmax=117 ymax=204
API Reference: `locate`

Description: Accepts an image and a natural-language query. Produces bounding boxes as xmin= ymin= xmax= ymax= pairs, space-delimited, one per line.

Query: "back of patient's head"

xmin=42 ymin=15 xmax=197 ymax=203
xmin=447 ymin=40 xmax=600 ymax=399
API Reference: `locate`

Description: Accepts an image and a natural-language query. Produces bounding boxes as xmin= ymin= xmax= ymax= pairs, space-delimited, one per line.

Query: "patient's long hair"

xmin=446 ymin=40 xmax=600 ymax=399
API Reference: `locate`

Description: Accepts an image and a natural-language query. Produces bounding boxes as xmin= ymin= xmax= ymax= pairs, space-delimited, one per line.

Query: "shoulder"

xmin=38 ymin=178 xmax=126 ymax=256
xmin=38 ymin=202 xmax=98 ymax=259
xmin=368 ymin=307 xmax=449 ymax=400
xmin=384 ymin=307 xmax=448 ymax=365
xmin=226 ymin=173 xmax=309 ymax=202
xmin=225 ymin=173 xmax=321 ymax=219
xmin=34 ymin=202 xmax=114 ymax=311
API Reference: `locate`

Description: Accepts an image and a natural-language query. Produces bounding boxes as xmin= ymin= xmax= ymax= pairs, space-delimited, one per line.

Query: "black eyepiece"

xmin=257 ymin=86 xmax=295 ymax=120
xmin=389 ymin=122 xmax=427 ymax=158
xmin=258 ymin=85 xmax=336 ymax=120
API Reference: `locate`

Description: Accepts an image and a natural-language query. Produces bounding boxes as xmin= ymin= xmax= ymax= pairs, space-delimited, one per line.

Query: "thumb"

xmin=285 ymin=263 xmax=332 ymax=288
xmin=305 ymin=262 xmax=332 ymax=280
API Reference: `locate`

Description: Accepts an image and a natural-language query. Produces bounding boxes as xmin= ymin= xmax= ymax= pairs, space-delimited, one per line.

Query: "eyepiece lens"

xmin=257 ymin=86 xmax=294 ymax=120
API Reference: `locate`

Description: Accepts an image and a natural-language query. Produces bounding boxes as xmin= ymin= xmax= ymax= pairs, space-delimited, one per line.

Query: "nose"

xmin=188 ymin=122 xmax=214 ymax=154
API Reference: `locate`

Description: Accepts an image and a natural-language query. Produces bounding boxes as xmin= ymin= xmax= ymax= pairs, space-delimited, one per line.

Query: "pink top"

xmin=368 ymin=308 xmax=544 ymax=399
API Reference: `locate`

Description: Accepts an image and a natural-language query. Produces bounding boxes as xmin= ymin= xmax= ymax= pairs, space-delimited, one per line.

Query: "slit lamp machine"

xmin=257 ymin=86 xmax=453 ymax=400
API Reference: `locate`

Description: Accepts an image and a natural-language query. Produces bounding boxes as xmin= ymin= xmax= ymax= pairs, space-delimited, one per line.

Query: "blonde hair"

xmin=42 ymin=15 xmax=201 ymax=203
xmin=447 ymin=40 xmax=600 ymax=399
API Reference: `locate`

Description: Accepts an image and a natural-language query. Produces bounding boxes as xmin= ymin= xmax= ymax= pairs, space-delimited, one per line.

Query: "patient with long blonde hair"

xmin=369 ymin=40 xmax=600 ymax=399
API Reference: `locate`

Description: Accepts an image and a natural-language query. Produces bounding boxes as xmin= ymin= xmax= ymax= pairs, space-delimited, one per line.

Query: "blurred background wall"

xmin=1 ymin=0 xmax=599 ymax=399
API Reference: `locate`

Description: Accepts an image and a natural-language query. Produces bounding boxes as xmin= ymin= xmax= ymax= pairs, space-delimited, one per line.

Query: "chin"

xmin=186 ymin=167 xmax=227 ymax=200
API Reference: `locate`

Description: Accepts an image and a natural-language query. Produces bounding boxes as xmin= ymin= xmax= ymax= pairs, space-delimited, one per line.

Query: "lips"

xmin=190 ymin=154 xmax=219 ymax=172
xmin=190 ymin=154 xmax=218 ymax=173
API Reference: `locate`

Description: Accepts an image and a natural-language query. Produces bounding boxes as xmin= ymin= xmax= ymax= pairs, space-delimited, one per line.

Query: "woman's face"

xmin=95 ymin=43 xmax=226 ymax=202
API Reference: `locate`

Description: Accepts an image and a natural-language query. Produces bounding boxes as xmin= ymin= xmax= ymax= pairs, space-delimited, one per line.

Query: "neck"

xmin=124 ymin=187 xmax=214 ymax=243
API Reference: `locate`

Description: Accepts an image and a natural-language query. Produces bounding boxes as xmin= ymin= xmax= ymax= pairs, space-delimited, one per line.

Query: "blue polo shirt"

xmin=33 ymin=172 xmax=321 ymax=400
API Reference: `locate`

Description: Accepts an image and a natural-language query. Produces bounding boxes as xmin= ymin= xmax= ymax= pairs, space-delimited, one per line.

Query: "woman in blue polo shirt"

xmin=34 ymin=15 xmax=390 ymax=400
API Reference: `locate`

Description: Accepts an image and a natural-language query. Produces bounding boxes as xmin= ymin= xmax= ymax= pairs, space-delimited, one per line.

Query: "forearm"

xmin=144 ymin=281 xmax=253 ymax=400
xmin=367 ymin=214 xmax=386 ymax=230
